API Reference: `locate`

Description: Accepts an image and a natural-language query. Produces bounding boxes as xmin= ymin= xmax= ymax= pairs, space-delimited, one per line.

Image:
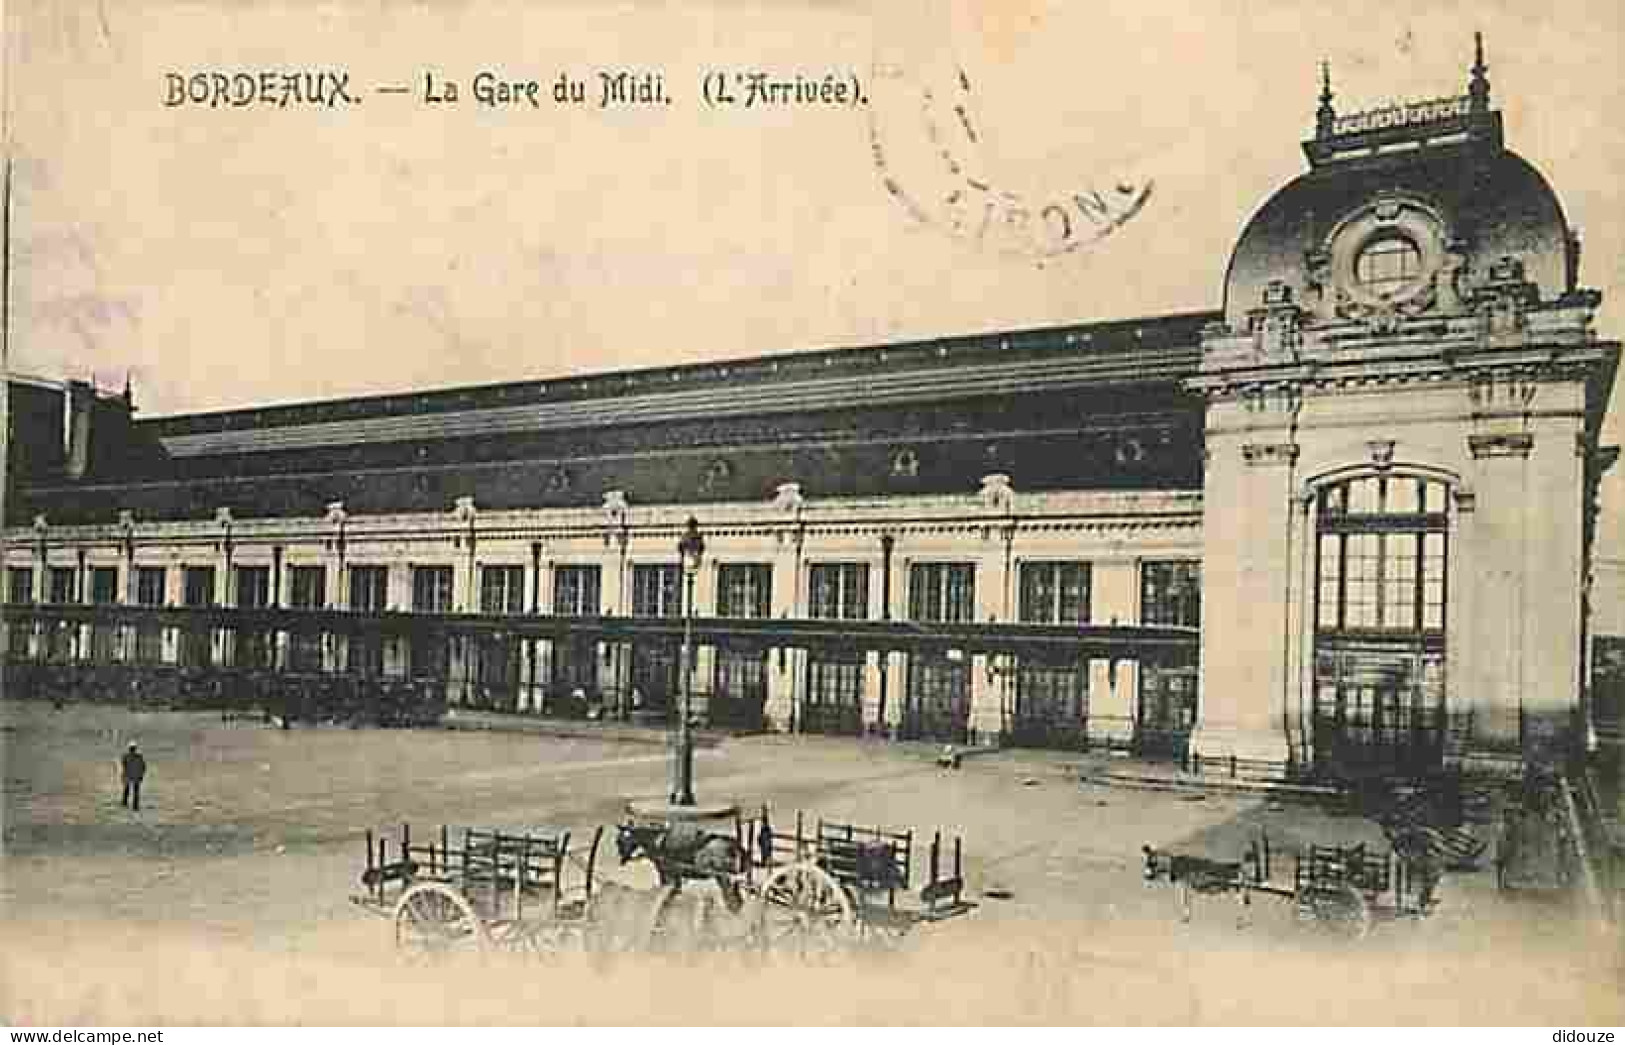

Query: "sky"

xmin=4 ymin=1 xmax=1623 ymax=493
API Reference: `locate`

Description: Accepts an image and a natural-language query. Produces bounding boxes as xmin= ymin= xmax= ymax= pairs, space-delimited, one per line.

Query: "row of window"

xmin=4 ymin=560 xmax=1204 ymax=628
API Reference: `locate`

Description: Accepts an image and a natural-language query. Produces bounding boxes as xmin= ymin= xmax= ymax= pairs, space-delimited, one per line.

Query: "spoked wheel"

xmin=1304 ymin=884 xmax=1372 ymax=939
xmin=756 ymin=862 xmax=856 ymax=959
xmin=393 ymin=881 xmax=490 ymax=961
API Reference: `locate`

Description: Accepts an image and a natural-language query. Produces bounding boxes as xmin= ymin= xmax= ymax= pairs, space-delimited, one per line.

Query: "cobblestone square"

xmin=3 ymin=701 xmax=1618 ymax=1024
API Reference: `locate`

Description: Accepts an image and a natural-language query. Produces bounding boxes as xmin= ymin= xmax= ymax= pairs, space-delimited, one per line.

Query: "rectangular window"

xmin=235 ymin=565 xmax=271 ymax=609
xmin=349 ymin=566 xmax=388 ymax=612
xmin=286 ymin=566 xmax=326 ymax=672
xmin=347 ymin=636 xmax=385 ymax=677
xmin=135 ymin=567 xmax=166 ymax=606
xmin=552 ymin=637 xmax=597 ymax=694
xmin=480 ymin=565 xmax=525 ymax=614
xmin=131 ymin=567 xmax=166 ymax=664
xmin=230 ymin=566 xmax=273 ymax=669
xmin=1018 ymin=562 xmax=1091 ymax=624
xmin=288 ymin=566 xmax=326 ymax=610
xmin=631 ymin=564 xmax=681 ymax=617
xmin=1342 ymin=535 xmax=1378 ymax=629
xmin=8 ymin=567 xmax=33 ymax=604
xmin=410 ymin=633 xmax=448 ymax=679
xmin=183 ymin=567 xmax=216 ymax=607
xmin=179 ymin=566 xmax=216 ymax=668
xmin=1140 ymin=561 xmax=1201 ymax=628
xmin=808 ymin=563 xmax=869 ymax=621
xmin=1382 ymin=534 xmax=1419 ymax=630
xmin=1015 ymin=660 xmax=1087 ymax=727
xmin=85 ymin=567 xmax=121 ymax=662
xmin=1421 ymin=532 xmax=1446 ymax=631
xmin=716 ymin=564 xmax=772 ymax=619
xmin=89 ymin=567 xmax=119 ymax=605
xmin=908 ymin=563 xmax=976 ymax=623
xmin=804 ymin=653 xmax=865 ymax=735
xmin=48 ymin=567 xmax=77 ymax=604
xmin=1348 ymin=477 xmax=1380 ymax=515
xmin=553 ymin=565 xmax=601 ymax=616
xmin=714 ymin=648 xmax=767 ymax=702
xmin=806 ymin=654 xmax=864 ymax=707
xmin=1317 ymin=534 xmax=1341 ymax=630
xmin=412 ymin=566 xmax=454 ymax=613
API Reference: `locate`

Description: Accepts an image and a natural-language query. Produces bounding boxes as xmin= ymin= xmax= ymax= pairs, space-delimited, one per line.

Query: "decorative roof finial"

xmin=1469 ymin=31 xmax=1491 ymax=113
xmin=1315 ymin=59 xmax=1336 ymax=138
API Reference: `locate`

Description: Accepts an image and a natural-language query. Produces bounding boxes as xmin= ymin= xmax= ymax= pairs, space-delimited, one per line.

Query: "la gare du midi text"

xmin=425 ymin=71 xmax=671 ymax=108
xmin=164 ymin=69 xmax=863 ymax=109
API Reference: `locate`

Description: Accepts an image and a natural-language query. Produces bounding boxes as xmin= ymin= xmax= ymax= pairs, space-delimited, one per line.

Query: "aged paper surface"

xmin=2 ymin=0 xmax=1623 ymax=1026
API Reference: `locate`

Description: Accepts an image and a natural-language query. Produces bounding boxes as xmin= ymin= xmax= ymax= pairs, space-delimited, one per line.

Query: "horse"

xmin=1142 ymin=843 xmax=1260 ymax=926
xmin=615 ymin=819 xmax=750 ymax=915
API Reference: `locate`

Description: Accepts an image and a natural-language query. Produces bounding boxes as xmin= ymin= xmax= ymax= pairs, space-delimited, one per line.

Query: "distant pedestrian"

xmin=120 ymin=742 xmax=147 ymax=811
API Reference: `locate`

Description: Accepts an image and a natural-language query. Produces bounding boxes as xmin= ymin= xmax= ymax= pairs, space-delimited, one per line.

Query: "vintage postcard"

xmin=1 ymin=0 xmax=1622 ymax=1027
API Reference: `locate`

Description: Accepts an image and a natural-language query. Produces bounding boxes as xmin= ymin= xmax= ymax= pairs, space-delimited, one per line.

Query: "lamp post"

xmin=671 ymin=515 xmax=705 ymax=806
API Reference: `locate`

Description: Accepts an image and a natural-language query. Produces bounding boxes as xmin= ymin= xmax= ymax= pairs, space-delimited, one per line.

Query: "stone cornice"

xmin=1200 ymin=297 xmax=1603 ymax=375
xmin=7 ymin=490 xmax=1205 ymax=551
xmin=1187 ymin=339 xmax=1616 ymax=402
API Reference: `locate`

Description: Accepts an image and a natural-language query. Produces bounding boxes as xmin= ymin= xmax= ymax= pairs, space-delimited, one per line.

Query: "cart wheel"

xmin=1307 ymin=884 xmax=1371 ymax=939
xmin=393 ymin=881 xmax=489 ymax=960
xmin=757 ymin=862 xmax=856 ymax=959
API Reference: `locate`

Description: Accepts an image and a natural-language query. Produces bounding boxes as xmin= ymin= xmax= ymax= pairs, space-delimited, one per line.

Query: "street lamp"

xmin=671 ymin=515 xmax=705 ymax=806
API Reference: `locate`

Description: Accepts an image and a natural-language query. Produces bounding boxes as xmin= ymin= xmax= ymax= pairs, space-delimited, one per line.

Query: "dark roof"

xmin=1225 ymin=136 xmax=1573 ymax=328
xmin=141 ymin=310 xmax=1217 ymax=443
xmin=18 ymin=310 xmax=1219 ymax=525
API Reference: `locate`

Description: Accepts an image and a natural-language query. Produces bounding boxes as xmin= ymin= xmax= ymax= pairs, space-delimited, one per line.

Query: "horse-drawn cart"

xmin=611 ymin=803 xmax=973 ymax=956
xmin=351 ymin=823 xmax=605 ymax=959
xmin=351 ymin=803 xmax=974 ymax=960
xmin=1143 ymin=832 xmax=1433 ymax=937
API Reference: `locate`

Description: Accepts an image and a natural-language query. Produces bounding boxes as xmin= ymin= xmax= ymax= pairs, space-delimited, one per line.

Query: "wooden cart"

xmin=351 ymin=823 xmax=606 ymax=959
xmin=1143 ymin=833 xmax=1433 ymax=937
xmin=618 ymin=804 xmax=973 ymax=956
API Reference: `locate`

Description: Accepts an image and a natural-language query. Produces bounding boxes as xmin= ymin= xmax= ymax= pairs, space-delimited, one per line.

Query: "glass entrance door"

xmin=902 ymin=652 xmax=970 ymax=744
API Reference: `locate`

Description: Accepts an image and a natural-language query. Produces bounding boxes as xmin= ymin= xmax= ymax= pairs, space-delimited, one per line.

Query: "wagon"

xmin=350 ymin=822 xmax=606 ymax=959
xmin=618 ymin=803 xmax=973 ymax=956
xmin=1143 ymin=832 xmax=1434 ymax=937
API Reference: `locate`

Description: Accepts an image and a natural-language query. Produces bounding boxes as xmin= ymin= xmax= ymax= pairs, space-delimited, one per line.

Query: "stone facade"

xmin=3 ymin=44 xmax=1619 ymax=777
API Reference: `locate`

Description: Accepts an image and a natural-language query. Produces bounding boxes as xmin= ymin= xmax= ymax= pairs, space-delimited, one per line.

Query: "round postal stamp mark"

xmin=866 ymin=8 xmax=1153 ymax=260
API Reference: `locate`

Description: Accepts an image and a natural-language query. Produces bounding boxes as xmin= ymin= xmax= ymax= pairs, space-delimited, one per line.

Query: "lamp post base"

xmin=626 ymin=798 xmax=739 ymax=822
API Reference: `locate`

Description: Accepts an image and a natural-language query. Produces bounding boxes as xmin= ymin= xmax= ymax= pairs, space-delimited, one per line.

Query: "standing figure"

xmin=120 ymin=741 xmax=147 ymax=811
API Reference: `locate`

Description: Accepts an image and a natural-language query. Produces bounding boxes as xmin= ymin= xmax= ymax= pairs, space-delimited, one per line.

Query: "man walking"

xmin=120 ymin=741 xmax=146 ymax=811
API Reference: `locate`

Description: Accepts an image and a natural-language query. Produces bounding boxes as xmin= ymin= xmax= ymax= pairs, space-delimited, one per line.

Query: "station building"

xmin=4 ymin=45 xmax=1620 ymax=779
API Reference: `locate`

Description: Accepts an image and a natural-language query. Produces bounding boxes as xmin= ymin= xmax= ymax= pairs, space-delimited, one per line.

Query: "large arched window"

xmin=1312 ymin=473 xmax=1451 ymax=775
xmin=1316 ymin=475 xmax=1448 ymax=635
